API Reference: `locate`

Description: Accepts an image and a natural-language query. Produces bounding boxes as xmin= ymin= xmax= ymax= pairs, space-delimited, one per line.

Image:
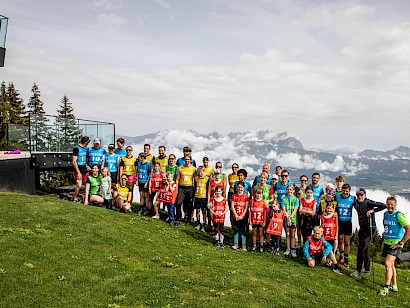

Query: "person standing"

xmin=350 ymin=188 xmax=386 ymax=279
xmin=175 ymin=156 xmax=196 ymax=226
xmin=154 ymin=145 xmax=169 ymax=173
xmin=176 ymin=146 xmax=197 ymax=167
xmin=379 ymin=196 xmax=410 ymax=296
xmin=87 ymin=138 xmax=106 ymax=171
xmin=72 ymin=136 xmax=90 ymax=198
xmin=114 ymin=138 xmax=126 ymax=160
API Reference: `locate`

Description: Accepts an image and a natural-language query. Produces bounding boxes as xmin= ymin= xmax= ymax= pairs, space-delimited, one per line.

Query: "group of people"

xmin=71 ymin=136 xmax=410 ymax=296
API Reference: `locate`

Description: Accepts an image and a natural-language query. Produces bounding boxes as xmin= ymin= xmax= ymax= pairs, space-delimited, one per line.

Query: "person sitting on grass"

xmin=84 ymin=164 xmax=104 ymax=206
xmin=113 ymin=175 xmax=132 ymax=213
xmin=303 ymin=226 xmax=344 ymax=275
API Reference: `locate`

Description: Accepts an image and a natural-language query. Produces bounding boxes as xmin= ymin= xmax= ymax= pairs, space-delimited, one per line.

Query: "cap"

xmin=202 ymin=156 xmax=209 ymax=161
xmin=327 ymin=189 xmax=335 ymax=195
xmin=183 ymin=146 xmax=192 ymax=152
xmin=326 ymin=183 xmax=335 ymax=190
xmin=93 ymin=138 xmax=101 ymax=144
xmin=272 ymin=174 xmax=279 ymax=180
xmin=356 ymin=188 xmax=366 ymax=195
xmin=214 ymin=168 xmax=221 ymax=174
xmin=108 ymin=144 xmax=115 ymax=149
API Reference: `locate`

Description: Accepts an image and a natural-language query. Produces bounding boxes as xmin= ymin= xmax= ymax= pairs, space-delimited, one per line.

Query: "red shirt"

xmin=266 ymin=210 xmax=285 ymax=236
xmin=320 ymin=214 xmax=337 ymax=240
xmin=231 ymin=193 xmax=249 ymax=217
xmin=307 ymin=236 xmax=325 ymax=255
xmin=211 ymin=197 xmax=227 ymax=224
xmin=209 ymin=178 xmax=226 ymax=201
xmin=301 ymin=198 xmax=316 ymax=216
xmin=150 ymin=171 xmax=165 ymax=193
xmin=250 ymin=199 xmax=266 ymax=225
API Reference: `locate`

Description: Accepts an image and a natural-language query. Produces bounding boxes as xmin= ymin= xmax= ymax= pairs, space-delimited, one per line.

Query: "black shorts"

xmin=326 ymin=240 xmax=335 ymax=248
xmin=338 ymin=220 xmax=352 ymax=236
xmin=310 ymin=251 xmax=324 ymax=261
xmin=194 ymin=198 xmax=208 ymax=210
xmin=110 ymin=172 xmax=118 ymax=184
xmin=252 ymin=224 xmax=263 ymax=229
xmin=382 ymin=244 xmax=402 ymax=258
xmin=138 ymin=183 xmax=149 ymax=192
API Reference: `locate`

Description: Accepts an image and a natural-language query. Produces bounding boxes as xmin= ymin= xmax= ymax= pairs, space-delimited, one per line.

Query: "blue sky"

xmin=2 ymin=0 xmax=410 ymax=150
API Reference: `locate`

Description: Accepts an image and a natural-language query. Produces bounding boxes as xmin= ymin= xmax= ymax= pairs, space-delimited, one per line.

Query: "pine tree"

xmin=7 ymin=82 xmax=29 ymax=149
xmin=57 ymin=94 xmax=80 ymax=151
xmin=28 ymin=83 xmax=48 ymax=151
xmin=0 ymin=81 xmax=9 ymax=148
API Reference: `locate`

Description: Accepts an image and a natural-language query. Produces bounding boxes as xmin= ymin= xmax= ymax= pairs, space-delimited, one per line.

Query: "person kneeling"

xmin=304 ymin=226 xmax=343 ymax=275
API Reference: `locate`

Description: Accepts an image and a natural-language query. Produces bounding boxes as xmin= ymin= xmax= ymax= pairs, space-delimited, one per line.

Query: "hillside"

xmin=0 ymin=193 xmax=408 ymax=307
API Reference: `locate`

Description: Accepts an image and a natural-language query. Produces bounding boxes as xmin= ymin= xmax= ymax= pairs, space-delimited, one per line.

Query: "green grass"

xmin=0 ymin=192 xmax=409 ymax=307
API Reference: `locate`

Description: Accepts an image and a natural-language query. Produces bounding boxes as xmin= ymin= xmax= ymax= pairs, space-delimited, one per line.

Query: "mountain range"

xmin=118 ymin=130 xmax=410 ymax=198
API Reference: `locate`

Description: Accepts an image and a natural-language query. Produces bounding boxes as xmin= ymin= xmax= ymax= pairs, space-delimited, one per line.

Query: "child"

xmin=208 ymin=186 xmax=228 ymax=248
xmin=100 ymin=167 xmax=112 ymax=208
xmin=149 ymin=162 xmax=165 ymax=218
xmin=136 ymin=152 xmax=152 ymax=215
xmin=266 ymin=200 xmax=285 ymax=256
xmin=208 ymin=168 xmax=226 ymax=202
xmin=250 ymin=188 xmax=266 ymax=252
xmin=303 ymin=226 xmax=343 ymax=275
xmin=319 ymin=189 xmax=337 ymax=215
xmin=162 ymin=172 xmax=177 ymax=225
xmin=194 ymin=166 xmax=210 ymax=231
xmin=320 ymin=203 xmax=339 ymax=263
xmin=231 ymin=182 xmax=249 ymax=251
xmin=282 ymin=184 xmax=299 ymax=257
xmin=299 ymin=186 xmax=317 ymax=245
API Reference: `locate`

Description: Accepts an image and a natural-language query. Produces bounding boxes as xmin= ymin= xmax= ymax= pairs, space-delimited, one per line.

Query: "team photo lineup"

xmin=71 ymin=136 xmax=410 ymax=297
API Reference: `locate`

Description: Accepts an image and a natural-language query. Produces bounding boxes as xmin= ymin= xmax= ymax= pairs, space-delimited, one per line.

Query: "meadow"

xmin=0 ymin=192 xmax=409 ymax=307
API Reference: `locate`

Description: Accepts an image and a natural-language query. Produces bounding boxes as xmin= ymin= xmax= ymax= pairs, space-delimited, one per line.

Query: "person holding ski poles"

xmin=350 ymin=188 xmax=386 ymax=279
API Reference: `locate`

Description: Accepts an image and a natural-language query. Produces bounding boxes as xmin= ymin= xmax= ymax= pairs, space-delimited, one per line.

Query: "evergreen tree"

xmin=0 ymin=81 xmax=8 ymax=148
xmin=57 ymin=94 xmax=80 ymax=151
xmin=28 ymin=83 xmax=48 ymax=151
xmin=7 ymin=82 xmax=29 ymax=149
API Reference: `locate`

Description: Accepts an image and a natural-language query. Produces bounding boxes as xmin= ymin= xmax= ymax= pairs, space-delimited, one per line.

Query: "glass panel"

xmin=0 ymin=15 xmax=9 ymax=48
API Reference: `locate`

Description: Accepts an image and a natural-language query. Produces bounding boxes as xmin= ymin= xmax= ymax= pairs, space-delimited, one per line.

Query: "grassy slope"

xmin=0 ymin=192 xmax=409 ymax=308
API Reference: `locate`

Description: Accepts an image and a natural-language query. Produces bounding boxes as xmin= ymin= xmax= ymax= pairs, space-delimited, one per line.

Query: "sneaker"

xmin=138 ymin=208 xmax=145 ymax=214
xmin=291 ymin=251 xmax=297 ymax=258
xmin=152 ymin=215 xmax=160 ymax=219
xmin=341 ymin=260 xmax=349 ymax=268
xmin=333 ymin=268 xmax=344 ymax=275
xmin=232 ymin=244 xmax=239 ymax=250
xmin=296 ymin=243 xmax=301 ymax=249
xmin=363 ymin=270 xmax=370 ymax=275
xmin=215 ymin=242 xmax=220 ymax=248
xmin=349 ymin=271 xmax=361 ymax=279
xmin=378 ymin=287 xmax=389 ymax=296
xmin=274 ymin=250 xmax=280 ymax=256
xmin=251 ymin=246 xmax=257 ymax=252
xmin=220 ymin=244 xmax=224 ymax=249
xmin=259 ymin=247 xmax=264 ymax=253
xmin=127 ymin=208 xmax=132 ymax=213
xmin=338 ymin=257 xmax=344 ymax=264
xmin=390 ymin=285 xmax=398 ymax=292
xmin=165 ymin=217 xmax=169 ymax=223
xmin=242 ymin=246 xmax=247 ymax=252
xmin=195 ymin=224 xmax=201 ymax=230
xmin=326 ymin=259 xmax=333 ymax=266
xmin=284 ymin=249 xmax=291 ymax=256
xmin=200 ymin=227 xmax=206 ymax=232
xmin=144 ymin=210 xmax=150 ymax=216
xmin=174 ymin=221 xmax=180 ymax=227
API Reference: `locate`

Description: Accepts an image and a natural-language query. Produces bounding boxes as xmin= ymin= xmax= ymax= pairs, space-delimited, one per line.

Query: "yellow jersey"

xmin=178 ymin=165 xmax=196 ymax=187
xmin=195 ymin=175 xmax=209 ymax=198
xmin=228 ymin=173 xmax=239 ymax=193
xmin=155 ymin=156 xmax=169 ymax=173
xmin=121 ymin=156 xmax=137 ymax=176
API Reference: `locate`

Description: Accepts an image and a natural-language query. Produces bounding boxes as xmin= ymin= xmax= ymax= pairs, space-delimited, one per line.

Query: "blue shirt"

xmin=114 ymin=148 xmax=126 ymax=160
xmin=335 ymin=194 xmax=355 ymax=221
xmin=275 ymin=182 xmax=289 ymax=206
xmin=234 ymin=180 xmax=252 ymax=197
xmin=104 ymin=153 xmax=119 ymax=173
xmin=383 ymin=211 xmax=405 ymax=242
xmin=311 ymin=185 xmax=324 ymax=212
xmin=137 ymin=161 xmax=151 ymax=184
xmin=87 ymin=147 xmax=107 ymax=167
xmin=73 ymin=145 xmax=87 ymax=166
xmin=176 ymin=157 xmax=197 ymax=167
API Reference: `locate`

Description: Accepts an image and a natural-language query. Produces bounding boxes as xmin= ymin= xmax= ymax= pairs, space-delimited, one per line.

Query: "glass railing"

xmin=7 ymin=113 xmax=115 ymax=152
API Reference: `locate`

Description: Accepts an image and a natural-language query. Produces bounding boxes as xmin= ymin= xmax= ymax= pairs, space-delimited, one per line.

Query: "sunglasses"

xmin=232 ymin=166 xmax=238 ymax=169
xmin=121 ymin=178 xmax=128 ymax=180
xmin=126 ymin=149 xmax=132 ymax=152
xmin=300 ymin=179 xmax=307 ymax=182
xmin=281 ymin=175 xmax=289 ymax=178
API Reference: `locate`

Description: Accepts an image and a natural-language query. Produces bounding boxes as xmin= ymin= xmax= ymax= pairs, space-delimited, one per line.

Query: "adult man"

xmin=379 ymin=196 xmax=410 ymax=296
xmin=154 ymin=145 xmax=169 ymax=173
xmin=143 ymin=144 xmax=154 ymax=165
xmin=253 ymin=163 xmax=271 ymax=187
xmin=310 ymin=172 xmax=324 ymax=225
xmin=87 ymin=138 xmax=106 ymax=171
xmin=175 ymin=156 xmax=196 ymax=226
xmin=72 ymin=136 xmax=90 ymax=198
xmin=350 ymin=188 xmax=386 ymax=279
xmin=114 ymin=138 xmax=126 ymax=160
xmin=335 ymin=183 xmax=355 ymax=268
xmin=214 ymin=161 xmax=226 ymax=180
xmin=105 ymin=144 xmax=120 ymax=184
xmin=275 ymin=170 xmax=290 ymax=206
xmin=176 ymin=146 xmax=197 ymax=167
